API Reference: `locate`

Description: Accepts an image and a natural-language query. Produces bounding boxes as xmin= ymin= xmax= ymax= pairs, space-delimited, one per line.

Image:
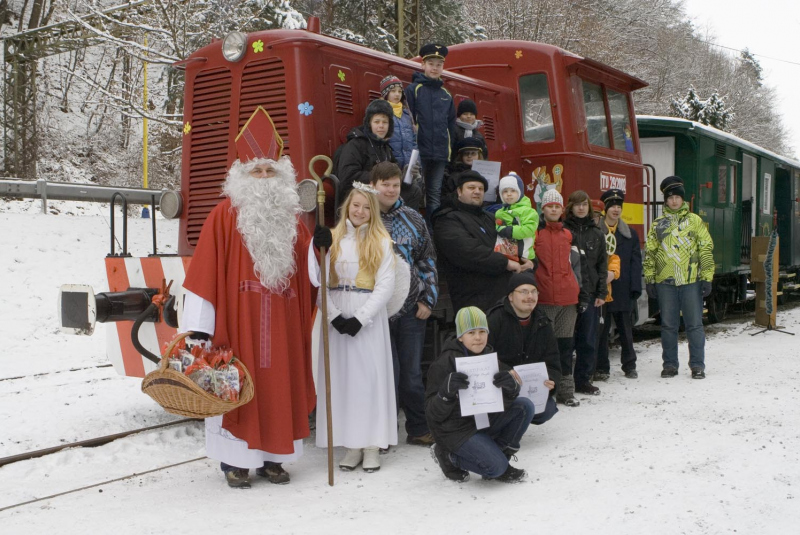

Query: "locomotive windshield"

xmin=519 ymin=73 xmax=555 ymax=143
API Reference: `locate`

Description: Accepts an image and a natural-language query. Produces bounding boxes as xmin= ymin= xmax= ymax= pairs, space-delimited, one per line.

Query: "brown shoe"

xmin=256 ymin=462 xmax=290 ymax=484
xmin=225 ymin=468 xmax=251 ymax=489
xmin=406 ymin=432 xmax=435 ymax=446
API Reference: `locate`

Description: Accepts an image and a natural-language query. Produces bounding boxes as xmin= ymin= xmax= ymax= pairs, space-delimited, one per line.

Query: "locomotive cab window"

xmin=519 ymin=74 xmax=555 ymax=142
xmin=580 ymin=79 xmax=636 ymax=154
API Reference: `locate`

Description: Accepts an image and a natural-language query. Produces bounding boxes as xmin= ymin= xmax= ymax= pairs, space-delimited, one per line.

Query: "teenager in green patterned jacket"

xmin=644 ymin=176 xmax=714 ymax=379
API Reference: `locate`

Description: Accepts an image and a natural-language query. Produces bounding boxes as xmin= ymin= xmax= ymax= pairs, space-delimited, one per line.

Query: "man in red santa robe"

xmin=181 ymin=109 xmax=331 ymax=488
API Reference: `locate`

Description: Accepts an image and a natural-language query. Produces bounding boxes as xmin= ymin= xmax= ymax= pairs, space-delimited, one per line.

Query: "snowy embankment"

xmin=1 ymin=202 xmax=799 ymax=534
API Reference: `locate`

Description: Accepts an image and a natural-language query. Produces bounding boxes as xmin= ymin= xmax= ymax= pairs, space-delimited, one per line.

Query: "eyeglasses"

xmin=513 ymin=288 xmax=538 ymax=296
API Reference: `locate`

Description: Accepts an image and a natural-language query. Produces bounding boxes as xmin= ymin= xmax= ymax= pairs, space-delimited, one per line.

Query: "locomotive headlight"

xmin=159 ymin=190 xmax=183 ymax=220
xmin=222 ymin=32 xmax=247 ymax=62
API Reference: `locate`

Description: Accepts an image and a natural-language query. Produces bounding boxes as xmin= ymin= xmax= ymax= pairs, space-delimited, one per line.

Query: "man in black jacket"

xmin=426 ymin=306 xmax=534 ymax=483
xmin=433 ymin=170 xmax=533 ymax=313
xmin=487 ymin=272 xmax=560 ymax=424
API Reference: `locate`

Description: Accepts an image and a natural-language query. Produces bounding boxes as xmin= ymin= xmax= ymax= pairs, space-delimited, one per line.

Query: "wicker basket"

xmin=141 ymin=332 xmax=255 ymax=418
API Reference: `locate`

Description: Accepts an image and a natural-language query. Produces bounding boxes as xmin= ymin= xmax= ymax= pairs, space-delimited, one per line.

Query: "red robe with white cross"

xmin=183 ymin=199 xmax=316 ymax=454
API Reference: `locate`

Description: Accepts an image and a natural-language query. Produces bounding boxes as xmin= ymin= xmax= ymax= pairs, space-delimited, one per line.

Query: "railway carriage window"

xmin=718 ymin=165 xmax=728 ymax=204
xmin=581 ymin=81 xmax=610 ymax=148
xmin=607 ymin=89 xmax=634 ymax=153
xmin=519 ymin=74 xmax=555 ymax=142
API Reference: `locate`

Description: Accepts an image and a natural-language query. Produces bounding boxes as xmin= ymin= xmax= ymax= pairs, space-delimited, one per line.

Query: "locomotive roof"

xmin=638 ymin=115 xmax=800 ymax=169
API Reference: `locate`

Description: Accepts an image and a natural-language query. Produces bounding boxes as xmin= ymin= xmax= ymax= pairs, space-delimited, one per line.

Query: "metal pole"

xmin=143 ymin=36 xmax=149 ymax=190
xmin=37 ymin=178 xmax=46 ymax=214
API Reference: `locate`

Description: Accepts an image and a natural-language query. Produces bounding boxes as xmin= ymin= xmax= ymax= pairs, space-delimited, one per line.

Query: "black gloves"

xmin=701 ymin=281 xmax=713 ymax=297
xmin=439 ymin=372 xmax=469 ymax=400
xmin=646 ymin=283 xmax=657 ymax=300
xmin=186 ymin=331 xmax=211 ymax=350
xmin=578 ymin=302 xmax=588 ymax=314
xmin=498 ymin=226 xmax=514 ymax=239
xmin=331 ymin=315 xmax=362 ymax=336
xmin=630 ymin=291 xmax=642 ymax=301
xmin=331 ymin=315 xmax=348 ymax=335
xmin=314 ymin=225 xmax=333 ymax=249
xmin=493 ymin=371 xmax=520 ymax=395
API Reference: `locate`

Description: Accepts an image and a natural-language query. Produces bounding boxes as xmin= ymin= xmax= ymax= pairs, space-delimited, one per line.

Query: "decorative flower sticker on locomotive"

xmin=338 ymin=70 xmax=346 ymax=82
xmin=529 ymin=164 xmax=564 ymax=207
xmin=252 ymin=40 xmax=264 ymax=53
xmin=183 ymin=122 xmax=191 ymax=135
xmin=515 ymin=50 xmax=523 ymax=59
xmin=298 ymin=102 xmax=314 ymax=116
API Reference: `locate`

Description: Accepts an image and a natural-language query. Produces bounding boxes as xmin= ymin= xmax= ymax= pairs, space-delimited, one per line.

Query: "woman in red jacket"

xmin=534 ymin=189 xmax=586 ymax=407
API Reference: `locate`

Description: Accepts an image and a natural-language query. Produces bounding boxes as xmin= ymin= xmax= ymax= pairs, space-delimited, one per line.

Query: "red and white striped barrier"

xmin=104 ymin=256 xmax=192 ymax=378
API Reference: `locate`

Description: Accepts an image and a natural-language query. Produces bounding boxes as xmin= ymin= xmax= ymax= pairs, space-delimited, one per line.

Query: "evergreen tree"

xmin=670 ymin=88 xmax=733 ymax=131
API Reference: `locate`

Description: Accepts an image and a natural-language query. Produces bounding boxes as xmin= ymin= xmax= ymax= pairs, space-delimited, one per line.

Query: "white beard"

xmin=223 ymin=157 xmax=302 ymax=292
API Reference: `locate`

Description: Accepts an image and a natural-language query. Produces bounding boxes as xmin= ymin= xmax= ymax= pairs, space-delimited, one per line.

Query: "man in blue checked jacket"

xmin=371 ymin=162 xmax=438 ymax=446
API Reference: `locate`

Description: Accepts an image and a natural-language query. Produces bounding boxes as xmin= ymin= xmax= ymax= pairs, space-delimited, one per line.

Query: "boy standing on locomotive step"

xmin=405 ymin=43 xmax=457 ymax=229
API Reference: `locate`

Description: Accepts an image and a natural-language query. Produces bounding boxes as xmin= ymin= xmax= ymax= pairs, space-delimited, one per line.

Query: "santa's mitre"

xmin=235 ymin=106 xmax=285 ymax=162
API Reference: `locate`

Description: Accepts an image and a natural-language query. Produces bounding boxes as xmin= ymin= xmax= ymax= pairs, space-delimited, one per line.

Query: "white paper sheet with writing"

xmin=403 ymin=149 xmax=419 ymax=185
xmin=470 ymin=160 xmax=502 ymax=202
xmin=513 ymin=362 xmax=549 ymax=414
xmin=455 ymin=353 xmax=504 ymax=417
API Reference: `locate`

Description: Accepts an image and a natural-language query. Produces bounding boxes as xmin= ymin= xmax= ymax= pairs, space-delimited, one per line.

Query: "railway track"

xmin=0 ymin=363 xmax=113 ymax=382
xmin=0 ymin=418 xmax=198 ymax=468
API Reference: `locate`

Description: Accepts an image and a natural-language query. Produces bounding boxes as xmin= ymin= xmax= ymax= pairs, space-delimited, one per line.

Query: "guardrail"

xmin=0 ymin=178 xmax=169 ymax=214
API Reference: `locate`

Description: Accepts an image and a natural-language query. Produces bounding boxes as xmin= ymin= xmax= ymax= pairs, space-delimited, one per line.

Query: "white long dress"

xmin=310 ymin=220 xmax=398 ymax=449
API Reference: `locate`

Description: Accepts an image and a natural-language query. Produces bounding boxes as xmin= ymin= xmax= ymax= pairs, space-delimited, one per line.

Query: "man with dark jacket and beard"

xmin=336 ymin=99 xmax=421 ymax=210
xmin=432 ymin=170 xmax=533 ymax=313
xmin=487 ymin=272 xmax=560 ymax=424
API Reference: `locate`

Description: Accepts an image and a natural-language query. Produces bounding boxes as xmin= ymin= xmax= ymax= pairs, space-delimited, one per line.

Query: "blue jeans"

xmin=531 ymin=396 xmax=558 ymax=425
xmin=451 ymin=397 xmax=535 ymax=478
xmin=421 ymin=158 xmax=446 ymax=229
xmin=657 ymin=282 xmax=705 ymax=370
xmin=390 ymin=309 xmax=429 ymax=437
xmin=573 ymin=305 xmax=600 ymax=386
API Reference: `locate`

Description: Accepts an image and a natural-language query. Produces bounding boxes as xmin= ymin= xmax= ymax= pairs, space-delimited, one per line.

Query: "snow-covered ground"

xmin=1 ymin=201 xmax=799 ymax=534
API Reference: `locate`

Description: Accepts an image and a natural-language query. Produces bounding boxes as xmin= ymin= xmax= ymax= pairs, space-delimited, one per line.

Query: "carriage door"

xmin=741 ymin=154 xmax=757 ymax=263
xmin=713 ymin=151 xmax=737 ymax=270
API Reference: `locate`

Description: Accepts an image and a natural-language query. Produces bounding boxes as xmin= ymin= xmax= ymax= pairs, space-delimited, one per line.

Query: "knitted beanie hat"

xmin=499 ymin=174 xmax=522 ymax=202
xmin=455 ymin=306 xmax=489 ymax=338
xmin=380 ymin=75 xmax=403 ymax=98
xmin=457 ymin=99 xmax=478 ymax=117
xmin=541 ymin=188 xmax=563 ymax=207
xmin=507 ymin=271 xmax=538 ymax=294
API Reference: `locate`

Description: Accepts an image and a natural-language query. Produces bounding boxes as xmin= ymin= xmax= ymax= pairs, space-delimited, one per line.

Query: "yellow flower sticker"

xmin=183 ymin=122 xmax=191 ymax=135
xmin=515 ymin=50 xmax=523 ymax=59
xmin=338 ymin=70 xmax=346 ymax=82
xmin=252 ymin=40 xmax=264 ymax=53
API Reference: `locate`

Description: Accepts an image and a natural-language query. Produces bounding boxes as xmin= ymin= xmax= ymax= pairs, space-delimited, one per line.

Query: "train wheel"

xmin=707 ymin=291 xmax=727 ymax=323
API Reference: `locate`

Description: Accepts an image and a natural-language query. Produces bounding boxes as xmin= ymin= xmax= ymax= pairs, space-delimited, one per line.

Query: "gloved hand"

xmin=646 ymin=283 xmax=657 ymax=300
xmin=331 ymin=315 xmax=348 ymax=335
xmin=701 ymin=281 xmax=713 ymax=297
xmin=341 ymin=317 xmax=363 ymax=337
xmin=578 ymin=302 xmax=588 ymax=314
xmin=630 ymin=291 xmax=642 ymax=301
xmin=313 ymin=225 xmax=333 ymax=249
xmin=493 ymin=371 xmax=520 ymax=395
xmin=186 ymin=331 xmax=211 ymax=350
xmin=498 ymin=226 xmax=514 ymax=239
xmin=439 ymin=372 xmax=469 ymax=399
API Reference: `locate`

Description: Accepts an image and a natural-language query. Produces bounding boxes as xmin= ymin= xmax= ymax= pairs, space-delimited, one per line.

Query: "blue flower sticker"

xmin=298 ymin=102 xmax=314 ymax=116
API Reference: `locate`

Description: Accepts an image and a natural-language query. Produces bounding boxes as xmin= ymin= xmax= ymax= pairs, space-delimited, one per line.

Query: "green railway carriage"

xmin=637 ymin=116 xmax=800 ymax=322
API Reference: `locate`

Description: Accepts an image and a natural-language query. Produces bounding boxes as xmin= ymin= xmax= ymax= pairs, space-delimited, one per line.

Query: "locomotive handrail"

xmin=109 ymin=192 xmax=130 ymax=257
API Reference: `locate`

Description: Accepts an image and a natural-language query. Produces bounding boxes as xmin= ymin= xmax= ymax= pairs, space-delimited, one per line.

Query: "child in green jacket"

xmin=495 ymin=174 xmax=539 ymax=261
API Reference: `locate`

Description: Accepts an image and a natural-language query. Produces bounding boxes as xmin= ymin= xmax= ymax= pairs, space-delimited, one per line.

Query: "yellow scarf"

xmin=389 ymin=101 xmax=403 ymax=119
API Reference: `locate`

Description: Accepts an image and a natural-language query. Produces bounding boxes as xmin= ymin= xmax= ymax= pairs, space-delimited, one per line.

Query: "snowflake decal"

xmin=337 ymin=70 xmax=346 ymax=82
xmin=252 ymin=40 xmax=264 ymax=53
xmin=515 ymin=50 xmax=523 ymax=59
xmin=298 ymin=102 xmax=314 ymax=116
xmin=183 ymin=122 xmax=191 ymax=135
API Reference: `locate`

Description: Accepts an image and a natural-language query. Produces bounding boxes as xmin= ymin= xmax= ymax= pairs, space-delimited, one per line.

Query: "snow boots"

xmin=256 ymin=462 xmax=290 ymax=484
xmin=339 ymin=448 xmax=363 ymax=471
xmin=557 ymin=375 xmax=580 ymax=407
xmin=431 ymin=443 xmax=469 ymax=482
xmin=225 ymin=468 xmax=251 ymax=489
xmin=362 ymin=447 xmax=381 ymax=472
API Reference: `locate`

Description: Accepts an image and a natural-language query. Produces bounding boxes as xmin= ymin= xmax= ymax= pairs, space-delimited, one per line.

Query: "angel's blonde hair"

xmin=329 ymin=189 xmax=391 ymax=280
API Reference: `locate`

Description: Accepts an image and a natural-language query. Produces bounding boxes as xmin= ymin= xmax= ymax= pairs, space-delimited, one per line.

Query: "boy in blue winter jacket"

xmin=495 ymin=174 xmax=539 ymax=262
xmin=405 ymin=43 xmax=457 ymax=228
xmin=380 ymin=75 xmax=417 ymax=170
